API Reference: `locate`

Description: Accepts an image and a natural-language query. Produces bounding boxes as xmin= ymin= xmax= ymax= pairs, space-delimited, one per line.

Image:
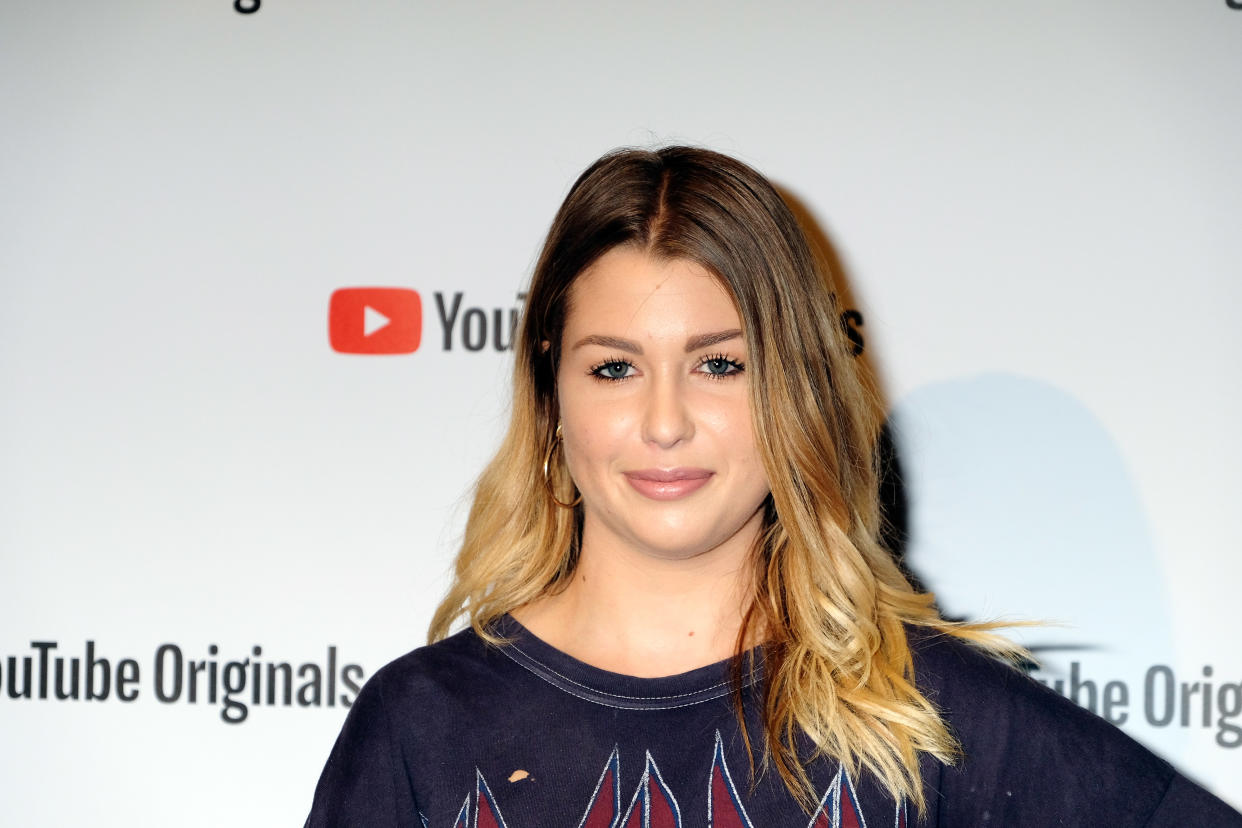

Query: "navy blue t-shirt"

xmin=306 ymin=618 xmax=1239 ymax=826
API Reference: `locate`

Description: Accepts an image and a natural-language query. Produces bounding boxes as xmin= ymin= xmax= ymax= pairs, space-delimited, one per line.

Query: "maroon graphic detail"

xmin=807 ymin=766 xmax=878 ymax=828
xmin=619 ymin=753 xmax=681 ymax=828
xmin=442 ymin=743 xmax=898 ymax=828
xmin=476 ymin=771 xmax=508 ymax=828
xmin=808 ymin=769 xmax=835 ymax=828
xmin=579 ymin=748 xmax=621 ymax=828
xmin=648 ymin=785 xmax=679 ymax=828
xmin=708 ymin=732 xmax=754 ymax=828
xmin=451 ymin=795 xmax=469 ymax=828
xmin=709 ymin=771 xmax=748 ymax=828
xmin=839 ymin=775 xmax=863 ymax=828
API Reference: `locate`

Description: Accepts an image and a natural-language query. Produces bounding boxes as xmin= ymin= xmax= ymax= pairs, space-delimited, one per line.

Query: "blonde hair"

xmin=429 ymin=146 xmax=1017 ymax=813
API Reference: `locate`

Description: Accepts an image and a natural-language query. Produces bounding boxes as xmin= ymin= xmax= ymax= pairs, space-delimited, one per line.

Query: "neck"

xmin=514 ymin=518 xmax=761 ymax=678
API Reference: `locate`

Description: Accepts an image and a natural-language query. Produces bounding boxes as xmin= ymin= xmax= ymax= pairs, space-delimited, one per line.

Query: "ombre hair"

xmin=429 ymin=146 xmax=1015 ymax=813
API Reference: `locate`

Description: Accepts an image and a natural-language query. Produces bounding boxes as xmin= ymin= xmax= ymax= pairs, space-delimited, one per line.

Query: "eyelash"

xmin=586 ymin=353 xmax=746 ymax=383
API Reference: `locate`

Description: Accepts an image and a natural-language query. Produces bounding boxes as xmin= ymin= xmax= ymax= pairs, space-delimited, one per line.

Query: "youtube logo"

xmin=329 ymin=288 xmax=422 ymax=354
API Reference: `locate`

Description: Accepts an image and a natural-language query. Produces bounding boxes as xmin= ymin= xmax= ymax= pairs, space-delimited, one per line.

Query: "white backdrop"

xmin=2 ymin=1 xmax=1239 ymax=823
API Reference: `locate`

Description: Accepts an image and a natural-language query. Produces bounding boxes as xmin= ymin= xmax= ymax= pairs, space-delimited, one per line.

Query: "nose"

xmin=641 ymin=374 xmax=694 ymax=449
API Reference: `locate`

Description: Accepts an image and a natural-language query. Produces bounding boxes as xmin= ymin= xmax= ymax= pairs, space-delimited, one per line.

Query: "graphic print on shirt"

xmin=619 ymin=751 xmax=683 ymax=828
xmin=578 ymin=747 xmax=621 ymax=828
xmin=807 ymin=763 xmax=878 ymax=828
xmin=707 ymin=730 xmax=754 ymax=827
xmin=475 ymin=770 xmax=509 ymax=828
xmin=432 ymin=731 xmax=897 ymax=828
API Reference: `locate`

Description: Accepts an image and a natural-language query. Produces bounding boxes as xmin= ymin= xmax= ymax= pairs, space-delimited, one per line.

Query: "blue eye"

xmin=698 ymin=355 xmax=743 ymax=377
xmin=591 ymin=360 xmax=635 ymax=381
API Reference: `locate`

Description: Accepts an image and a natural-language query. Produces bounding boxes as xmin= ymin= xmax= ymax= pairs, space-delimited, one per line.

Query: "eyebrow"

xmin=569 ymin=329 xmax=743 ymax=354
xmin=570 ymin=334 xmax=644 ymax=354
xmin=684 ymin=329 xmax=743 ymax=352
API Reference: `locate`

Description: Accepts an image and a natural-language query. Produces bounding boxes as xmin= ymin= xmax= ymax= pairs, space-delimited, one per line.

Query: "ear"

xmin=540 ymin=340 xmax=551 ymax=354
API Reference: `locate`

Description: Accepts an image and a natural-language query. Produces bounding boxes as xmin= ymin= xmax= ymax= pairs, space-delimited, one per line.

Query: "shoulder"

xmin=908 ymin=627 xmax=1079 ymax=725
xmin=305 ymin=628 xmax=511 ymax=826
xmin=322 ymin=626 xmax=513 ymax=771
xmin=907 ymin=629 xmax=1240 ymax=826
xmin=361 ymin=626 xmax=513 ymax=715
xmin=909 ymin=629 xmax=1158 ymax=770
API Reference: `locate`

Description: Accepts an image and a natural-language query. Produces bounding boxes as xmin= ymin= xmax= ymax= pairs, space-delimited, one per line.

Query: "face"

xmin=555 ymin=246 xmax=771 ymax=564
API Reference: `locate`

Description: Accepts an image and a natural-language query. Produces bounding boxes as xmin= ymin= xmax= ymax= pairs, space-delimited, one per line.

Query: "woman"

xmin=307 ymin=147 xmax=1239 ymax=826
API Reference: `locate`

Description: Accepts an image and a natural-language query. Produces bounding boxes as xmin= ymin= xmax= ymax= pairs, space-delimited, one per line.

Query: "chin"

xmin=630 ymin=527 xmax=741 ymax=562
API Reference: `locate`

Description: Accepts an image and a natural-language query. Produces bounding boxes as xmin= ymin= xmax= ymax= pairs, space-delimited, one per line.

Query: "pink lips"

xmin=623 ymin=468 xmax=713 ymax=501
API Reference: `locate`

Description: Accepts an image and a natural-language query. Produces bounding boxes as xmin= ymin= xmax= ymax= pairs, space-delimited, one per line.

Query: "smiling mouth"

xmin=623 ymin=468 xmax=713 ymax=501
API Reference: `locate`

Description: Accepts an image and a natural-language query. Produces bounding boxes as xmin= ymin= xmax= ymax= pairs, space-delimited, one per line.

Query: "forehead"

xmin=563 ymin=247 xmax=740 ymax=341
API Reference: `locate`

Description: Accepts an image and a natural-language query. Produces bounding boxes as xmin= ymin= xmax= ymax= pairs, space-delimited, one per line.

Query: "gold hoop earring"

xmin=542 ymin=423 xmax=581 ymax=508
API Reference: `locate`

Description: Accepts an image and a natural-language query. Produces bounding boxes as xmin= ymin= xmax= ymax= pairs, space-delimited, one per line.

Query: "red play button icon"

xmin=328 ymin=287 xmax=422 ymax=354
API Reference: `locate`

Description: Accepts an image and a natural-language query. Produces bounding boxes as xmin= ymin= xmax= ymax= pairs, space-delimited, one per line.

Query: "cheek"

xmin=710 ymin=401 xmax=768 ymax=489
xmin=701 ymin=397 xmax=756 ymax=447
xmin=707 ymin=405 xmax=748 ymax=434
xmin=560 ymin=405 xmax=635 ymax=480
